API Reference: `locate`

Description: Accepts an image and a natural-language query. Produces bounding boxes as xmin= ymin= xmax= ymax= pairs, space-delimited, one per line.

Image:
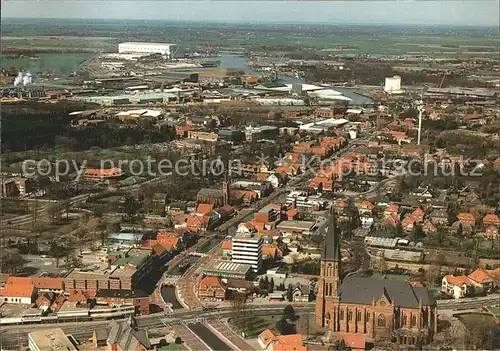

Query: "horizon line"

xmin=2 ymin=17 xmax=499 ymax=28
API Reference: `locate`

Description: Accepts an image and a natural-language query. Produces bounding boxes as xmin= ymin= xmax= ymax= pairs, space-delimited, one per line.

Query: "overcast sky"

xmin=2 ymin=1 xmax=499 ymax=27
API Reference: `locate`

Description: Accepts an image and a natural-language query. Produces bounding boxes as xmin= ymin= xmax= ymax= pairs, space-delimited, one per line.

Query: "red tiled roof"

xmin=468 ymin=269 xmax=493 ymax=284
xmin=142 ymin=239 xmax=158 ymax=249
xmin=199 ymin=276 xmax=226 ymax=290
xmin=262 ymin=247 xmax=277 ymax=257
xmin=358 ymin=200 xmax=375 ymax=210
xmin=444 ymin=275 xmax=472 ymax=287
xmin=67 ymin=290 xmax=90 ymax=302
xmin=458 ymin=212 xmax=476 ymax=223
xmin=157 ymin=235 xmax=180 ymax=250
xmin=483 ymin=213 xmax=500 ymax=224
xmin=84 ymin=167 xmax=122 ymax=178
xmin=196 ymin=203 xmax=214 ymax=215
xmin=385 ymin=203 xmax=400 ymax=213
xmin=152 ymin=243 xmax=169 ymax=255
xmin=30 ymin=277 xmax=63 ymax=290
xmin=222 ymin=240 xmax=232 ymax=250
xmin=339 ymin=333 xmax=366 ymax=350
xmin=412 ymin=208 xmax=424 ymax=216
xmin=0 ymin=277 xmax=34 ymax=298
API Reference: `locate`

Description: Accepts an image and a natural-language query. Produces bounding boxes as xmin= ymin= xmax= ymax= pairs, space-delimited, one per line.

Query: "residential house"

xmin=457 ymin=212 xmax=476 ymax=226
xmin=357 ymin=200 xmax=375 ymax=215
xmin=451 ymin=221 xmax=474 ymax=236
xmin=308 ymin=177 xmax=333 ymax=192
xmin=422 ymin=220 xmax=437 ymax=235
xmin=195 ymin=203 xmax=214 ymax=216
xmin=50 ymin=294 xmax=67 ymax=313
xmin=442 ymin=275 xmax=473 ymax=299
xmin=198 ymin=276 xmax=227 ymax=302
xmin=292 ymin=283 xmax=311 ymax=303
xmin=258 ymin=329 xmax=307 ymax=351
xmin=276 ymin=165 xmax=300 ymax=178
xmin=216 ymin=204 xmax=236 ymax=220
xmin=411 ymin=208 xmax=425 ymax=223
xmin=485 ymin=225 xmax=499 ymax=238
xmin=383 ymin=213 xmax=400 ymax=228
xmin=429 ymin=209 xmax=448 ymax=226
xmin=409 ymin=185 xmax=439 ymax=202
xmin=262 ymin=247 xmax=278 ymax=260
xmin=221 ymin=240 xmax=232 ymax=259
xmin=35 ymin=292 xmax=55 ymax=311
xmin=286 ymin=208 xmax=299 ymax=220
xmin=360 ymin=213 xmax=374 ymax=228
xmin=383 ymin=203 xmax=400 ymax=217
xmin=467 ymin=268 xmax=500 ymax=293
xmin=402 ymin=215 xmax=416 ymax=233
xmin=483 ymin=213 xmax=500 ymax=227
xmin=237 ymin=222 xmax=257 ymax=235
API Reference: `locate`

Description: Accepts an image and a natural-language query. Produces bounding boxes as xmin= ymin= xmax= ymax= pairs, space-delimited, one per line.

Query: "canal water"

xmin=160 ymin=285 xmax=184 ymax=310
xmin=187 ymin=322 xmax=232 ymax=351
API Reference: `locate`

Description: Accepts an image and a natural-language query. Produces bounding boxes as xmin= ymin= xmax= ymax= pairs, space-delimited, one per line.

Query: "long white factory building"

xmin=118 ymin=42 xmax=185 ymax=59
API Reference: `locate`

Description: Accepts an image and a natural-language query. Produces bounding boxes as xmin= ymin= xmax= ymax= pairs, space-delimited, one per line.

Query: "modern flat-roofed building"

xmin=203 ymin=260 xmax=252 ymax=280
xmin=28 ymin=328 xmax=77 ymax=351
xmin=118 ymin=42 xmax=185 ymax=59
xmin=276 ymin=220 xmax=316 ymax=236
xmin=232 ymin=232 xmax=263 ymax=272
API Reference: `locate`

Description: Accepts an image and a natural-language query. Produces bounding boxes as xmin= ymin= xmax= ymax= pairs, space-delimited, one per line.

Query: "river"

xmin=174 ymin=53 xmax=373 ymax=105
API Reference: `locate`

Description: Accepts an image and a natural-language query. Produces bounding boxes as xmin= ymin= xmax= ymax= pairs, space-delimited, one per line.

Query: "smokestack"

xmin=23 ymin=73 xmax=32 ymax=86
xmin=14 ymin=72 xmax=23 ymax=87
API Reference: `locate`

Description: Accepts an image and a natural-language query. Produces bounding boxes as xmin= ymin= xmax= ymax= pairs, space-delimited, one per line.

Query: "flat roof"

xmin=58 ymin=301 xmax=88 ymax=313
xmin=364 ymin=236 xmax=399 ymax=248
xmin=108 ymin=232 xmax=144 ymax=242
xmin=276 ymin=220 xmax=316 ymax=231
xmin=112 ymin=248 xmax=150 ymax=268
xmin=29 ymin=328 xmax=77 ymax=351
xmin=119 ymin=42 xmax=176 ymax=46
xmin=109 ymin=268 xmax=136 ymax=278
xmin=204 ymin=260 xmax=252 ymax=274
xmin=384 ymin=249 xmax=422 ymax=262
xmin=64 ymin=267 xmax=113 ymax=280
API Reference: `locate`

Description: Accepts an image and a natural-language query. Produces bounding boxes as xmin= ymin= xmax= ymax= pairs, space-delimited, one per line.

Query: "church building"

xmin=315 ymin=208 xmax=438 ymax=347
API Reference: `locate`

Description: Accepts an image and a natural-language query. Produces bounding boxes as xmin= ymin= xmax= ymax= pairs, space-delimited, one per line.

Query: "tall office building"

xmin=231 ymin=232 xmax=263 ymax=272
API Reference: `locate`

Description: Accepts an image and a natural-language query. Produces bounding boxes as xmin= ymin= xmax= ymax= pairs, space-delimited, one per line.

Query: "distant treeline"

xmin=305 ymin=63 xmax=495 ymax=88
xmin=2 ymin=102 xmax=175 ymax=153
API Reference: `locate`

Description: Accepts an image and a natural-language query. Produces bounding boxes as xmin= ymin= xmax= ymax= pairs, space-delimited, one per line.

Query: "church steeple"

xmin=322 ymin=206 xmax=341 ymax=261
xmin=315 ymin=204 xmax=343 ymax=328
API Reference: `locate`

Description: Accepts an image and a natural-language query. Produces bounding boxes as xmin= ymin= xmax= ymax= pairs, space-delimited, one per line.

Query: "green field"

xmin=2 ymin=53 xmax=93 ymax=74
xmin=1 ymin=19 xmax=498 ymax=59
xmin=2 ymin=36 xmax=117 ymax=49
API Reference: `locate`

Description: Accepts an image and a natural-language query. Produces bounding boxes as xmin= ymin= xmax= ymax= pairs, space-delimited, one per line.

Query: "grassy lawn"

xmin=230 ymin=315 xmax=281 ymax=338
xmin=488 ymin=306 xmax=500 ymax=317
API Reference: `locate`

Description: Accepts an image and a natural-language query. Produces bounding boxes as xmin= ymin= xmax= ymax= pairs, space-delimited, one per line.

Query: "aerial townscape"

xmin=1 ymin=1 xmax=499 ymax=350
